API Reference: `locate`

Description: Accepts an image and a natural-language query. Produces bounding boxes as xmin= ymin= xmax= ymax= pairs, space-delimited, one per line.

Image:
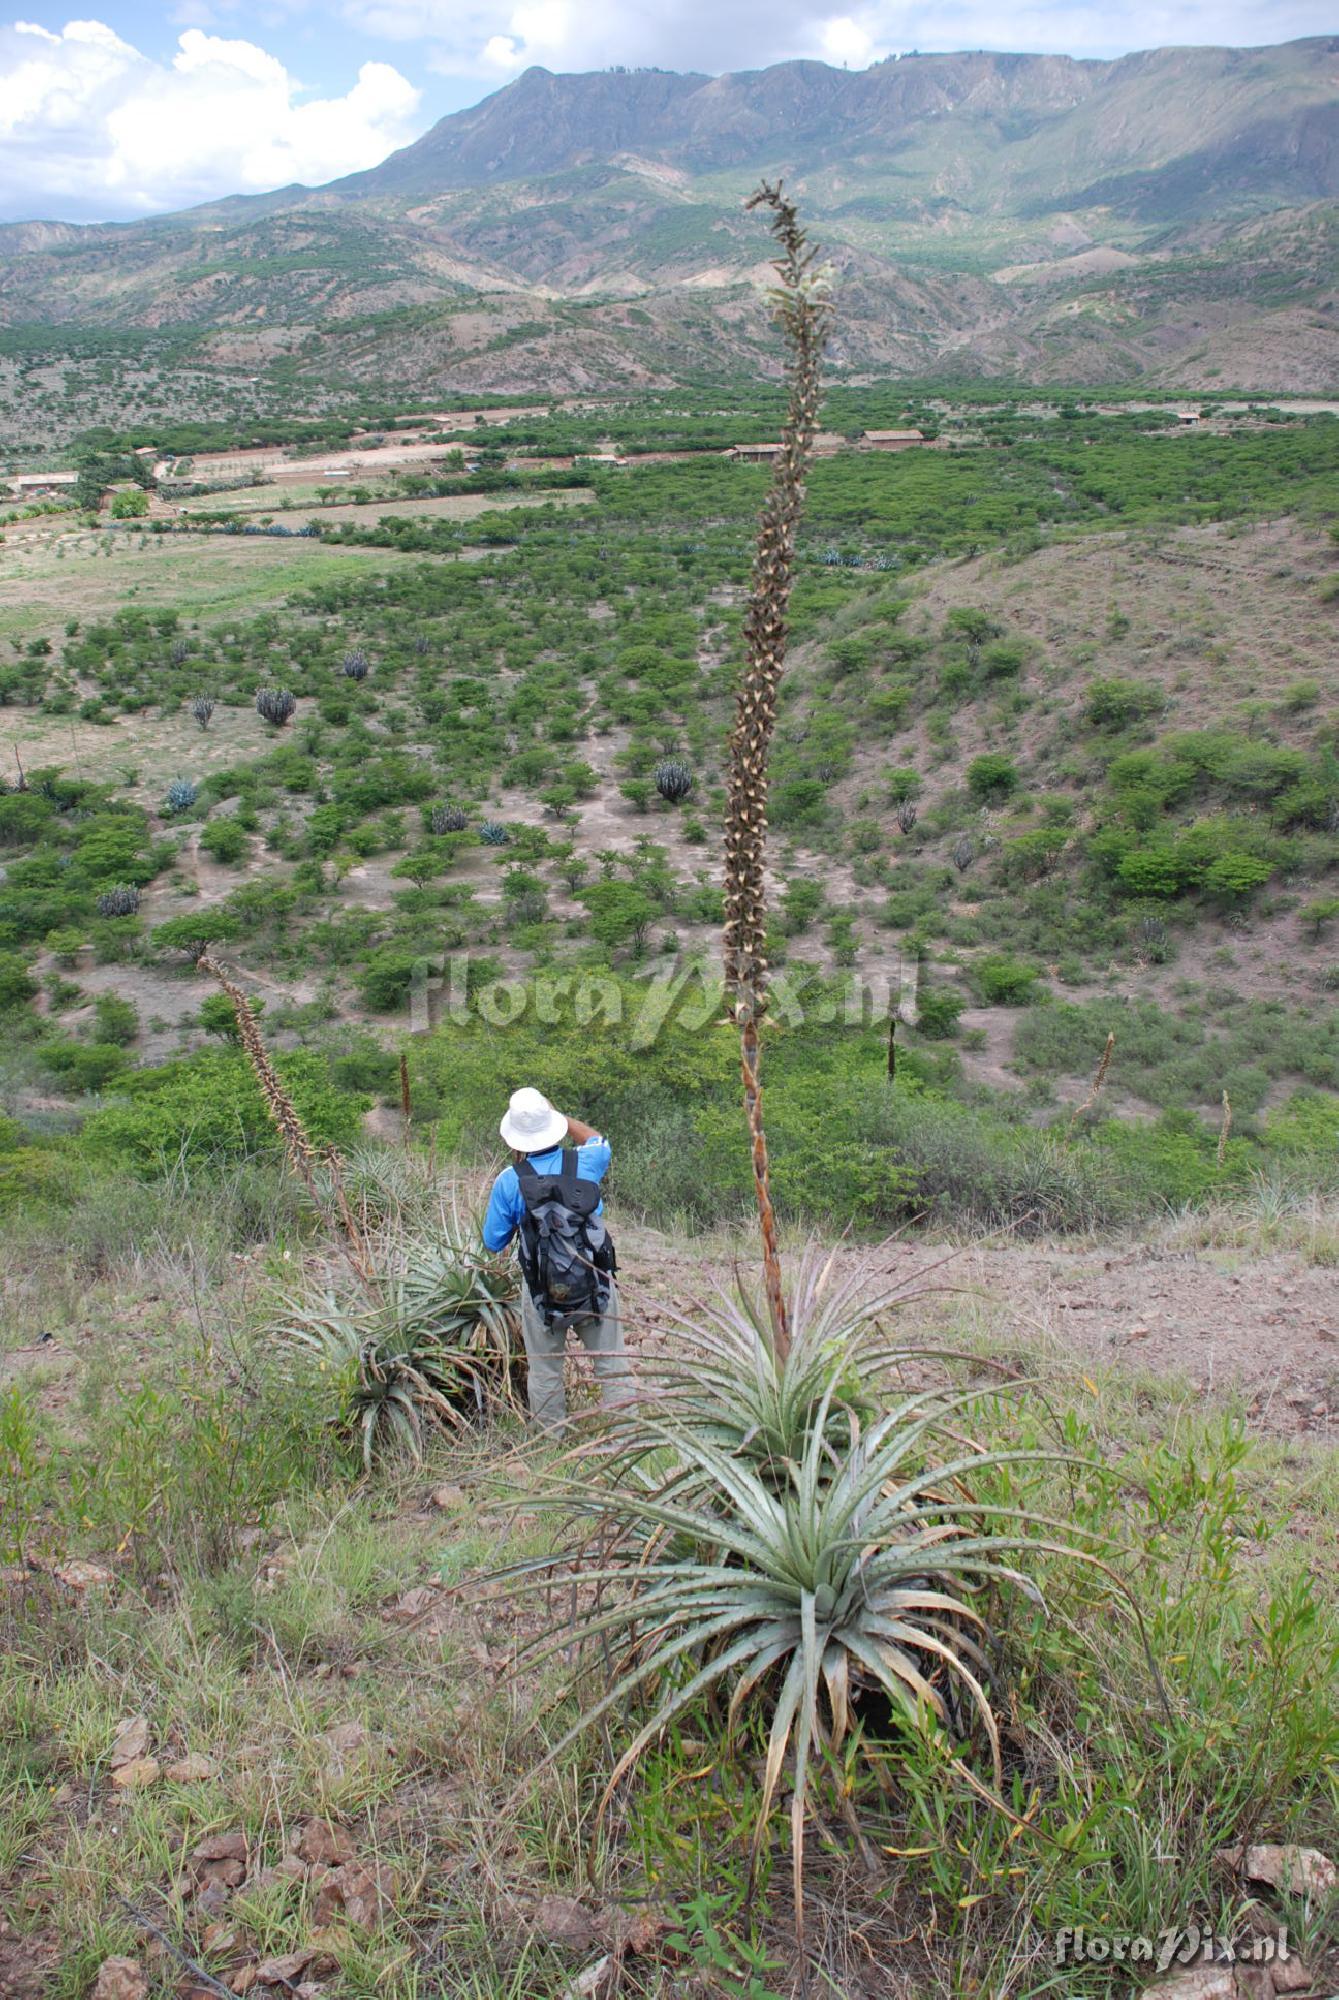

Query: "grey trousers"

xmin=519 ymin=1279 xmax=634 ymax=1428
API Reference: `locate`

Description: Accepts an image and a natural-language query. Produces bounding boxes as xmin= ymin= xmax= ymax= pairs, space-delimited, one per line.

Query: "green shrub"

xmin=80 ymin=1050 xmax=367 ymax=1171
xmin=914 ymin=986 xmax=965 ymax=1039
xmin=967 ymin=753 xmax=1019 ymax=803
xmin=974 ymin=955 xmax=1041 ymax=1005
xmin=1086 ymin=678 xmax=1161 ymax=728
xmin=199 ymin=817 xmax=248 ymax=865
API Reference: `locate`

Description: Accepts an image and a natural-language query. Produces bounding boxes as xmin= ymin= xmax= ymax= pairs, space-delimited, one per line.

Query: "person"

xmin=481 ymin=1086 xmax=634 ymax=1428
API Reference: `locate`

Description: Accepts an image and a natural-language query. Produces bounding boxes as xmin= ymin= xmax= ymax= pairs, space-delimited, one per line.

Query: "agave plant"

xmin=256 ymin=687 xmax=297 ymax=728
xmin=478 ymin=819 xmax=510 ymax=847
xmin=280 ymin=1223 xmax=521 ymax=1465
xmin=506 ymin=1355 xmax=1103 ymax=1940
xmin=654 ymin=759 xmax=694 ymax=805
xmin=165 ymin=777 xmax=198 ymax=814
xmin=279 ymin=1293 xmax=463 ymax=1468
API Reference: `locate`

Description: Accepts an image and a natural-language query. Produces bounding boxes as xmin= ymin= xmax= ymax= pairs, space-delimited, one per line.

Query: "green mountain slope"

xmin=2 ymin=40 xmax=1337 ymax=399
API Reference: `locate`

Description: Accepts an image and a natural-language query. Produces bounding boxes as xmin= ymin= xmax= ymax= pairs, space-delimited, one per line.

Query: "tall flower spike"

xmin=723 ymin=183 xmax=831 ymax=1366
xmin=198 ymin=951 xmax=371 ymax=1280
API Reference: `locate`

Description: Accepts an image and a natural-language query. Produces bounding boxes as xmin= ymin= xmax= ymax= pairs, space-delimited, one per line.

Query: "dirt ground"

xmin=612 ymin=1223 xmax=1339 ymax=1447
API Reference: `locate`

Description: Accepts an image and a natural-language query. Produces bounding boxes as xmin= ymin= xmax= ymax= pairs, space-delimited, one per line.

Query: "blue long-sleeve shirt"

xmin=481 ymin=1134 xmax=611 ymax=1253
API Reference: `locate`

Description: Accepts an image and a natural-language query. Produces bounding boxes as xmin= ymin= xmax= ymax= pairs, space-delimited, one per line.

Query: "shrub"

xmin=80 ymin=1049 xmax=367 ymax=1171
xmin=914 ymin=985 xmax=965 ymax=1039
xmin=93 ymin=992 xmax=139 ymax=1045
xmin=1086 ymin=678 xmax=1162 ymax=728
xmin=1203 ymin=851 xmax=1272 ymax=901
xmin=199 ymin=817 xmax=247 ymax=865
xmin=151 ymin=911 xmax=241 ymax=958
xmin=975 ymin=954 xmax=1041 ymax=1005
xmin=967 ymin=753 xmax=1019 ymax=803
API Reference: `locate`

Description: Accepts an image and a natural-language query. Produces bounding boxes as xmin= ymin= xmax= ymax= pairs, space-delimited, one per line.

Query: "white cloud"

xmin=342 ymin=0 xmax=1338 ymax=80
xmin=0 ymin=15 xmax=421 ymax=218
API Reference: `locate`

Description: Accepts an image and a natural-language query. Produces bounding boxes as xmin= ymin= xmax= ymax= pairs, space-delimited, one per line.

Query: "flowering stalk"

xmin=723 ymin=183 xmax=831 ymax=1365
xmin=199 ymin=952 xmax=371 ymax=1280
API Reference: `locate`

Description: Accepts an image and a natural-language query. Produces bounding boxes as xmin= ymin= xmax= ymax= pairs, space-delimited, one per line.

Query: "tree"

xmin=110 ymin=489 xmax=150 ymax=520
xmin=581 ymin=882 xmax=658 ymax=954
xmin=967 ymin=753 xmax=1019 ymax=804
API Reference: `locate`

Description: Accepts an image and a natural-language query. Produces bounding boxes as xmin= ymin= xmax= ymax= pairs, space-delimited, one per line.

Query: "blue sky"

xmin=1 ymin=0 xmax=1334 ymax=221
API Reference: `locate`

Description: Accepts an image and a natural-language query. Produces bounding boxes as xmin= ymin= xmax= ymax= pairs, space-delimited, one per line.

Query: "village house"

xmin=859 ymin=428 xmax=926 ymax=451
xmin=7 ymin=472 xmax=78 ymax=496
xmin=726 ymin=442 xmax=786 ymax=462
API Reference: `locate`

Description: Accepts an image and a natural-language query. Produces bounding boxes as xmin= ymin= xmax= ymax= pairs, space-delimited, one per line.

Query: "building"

xmin=727 ymin=443 xmax=785 ymax=462
xmin=7 ymin=472 xmax=78 ymax=496
xmin=1176 ymin=410 xmax=1202 ymax=427
xmin=859 ymin=429 xmax=926 ymax=451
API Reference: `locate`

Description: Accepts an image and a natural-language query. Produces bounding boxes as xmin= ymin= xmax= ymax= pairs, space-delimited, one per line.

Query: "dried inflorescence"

xmin=722 ymin=183 xmax=831 ymax=1362
xmin=198 ymin=951 xmax=370 ymax=1278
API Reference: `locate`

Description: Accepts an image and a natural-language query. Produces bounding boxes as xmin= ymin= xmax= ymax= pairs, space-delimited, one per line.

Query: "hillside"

xmin=2 ymin=40 xmax=1338 ymax=424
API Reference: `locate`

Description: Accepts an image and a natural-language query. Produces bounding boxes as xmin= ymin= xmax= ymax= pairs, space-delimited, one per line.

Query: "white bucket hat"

xmin=499 ymin=1086 xmax=567 ymax=1154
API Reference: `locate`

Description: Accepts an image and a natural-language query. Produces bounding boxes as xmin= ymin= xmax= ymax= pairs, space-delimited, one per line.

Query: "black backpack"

xmin=515 ymin=1151 xmax=617 ymax=1327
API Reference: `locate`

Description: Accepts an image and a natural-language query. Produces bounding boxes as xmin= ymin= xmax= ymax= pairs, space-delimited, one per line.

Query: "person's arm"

xmin=481 ymin=1169 xmax=519 ymax=1254
xmin=563 ymin=1114 xmax=600 ymax=1145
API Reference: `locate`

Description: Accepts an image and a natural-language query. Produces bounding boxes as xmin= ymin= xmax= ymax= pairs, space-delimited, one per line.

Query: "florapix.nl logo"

xmin=407 ymin=951 xmax=923 ymax=1047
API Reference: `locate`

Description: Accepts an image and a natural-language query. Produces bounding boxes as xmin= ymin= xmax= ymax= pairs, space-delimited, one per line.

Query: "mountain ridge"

xmin=2 ymin=40 xmax=1337 ymax=403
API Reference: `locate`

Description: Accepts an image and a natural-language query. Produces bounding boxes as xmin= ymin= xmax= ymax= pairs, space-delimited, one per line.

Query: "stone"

xmin=431 ymin=1484 xmax=466 ymax=1509
xmin=191 ymin=1832 xmax=248 ymax=1866
xmin=109 ymin=1757 xmax=160 ymax=1791
xmin=1221 ymin=1844 xmax=1337 ymax=1898
xmin=292 ymin=1819 xmax=356 ymax=1868
xmin=164 ymin=1754 xmax=215 ymax=1782
xmin=1137 ymin=1969 xmax=1237 ymax=2000
xmin=109 ymin=1717 xmax=150 ymax=1768
xmin=55 ymin=1559 xmax=114 ymax=1591
xmin=1269 ymin=1953 xmax=1315 ymax=1991
xmin=533 ymin=1895 xmax=599 ymax=1952
xmin=312 ymin=1859 xmax=396 ymax=1930
xmin=91 ymin=1960 xmax=148 ymax=2000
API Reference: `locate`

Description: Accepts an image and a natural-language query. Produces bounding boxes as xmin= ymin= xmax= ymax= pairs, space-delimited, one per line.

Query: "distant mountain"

xmin=3 ymin=41 xmax=1338 ymax=398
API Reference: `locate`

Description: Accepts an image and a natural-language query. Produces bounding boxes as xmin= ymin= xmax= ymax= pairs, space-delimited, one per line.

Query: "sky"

xmin=0 ymin=0 xmax=1332 ymax=222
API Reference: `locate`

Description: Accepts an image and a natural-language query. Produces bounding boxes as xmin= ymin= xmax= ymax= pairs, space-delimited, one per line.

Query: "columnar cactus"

xmin=342 ymin=649 xmax=370 ymax=682
xmin=431 ymin=804 xmax=468 ymax=835
xmin=191 ymin=695 xmax=214 ymax=731
xmin=478 ymin=820 xmax=510 ymax=847
xmin=166 ymin=778 xmax=198 ymax=814
xmin=97 ymin=885 xmax=141 ymax=918
xmin=256 ymin=688 xmax=296 ymax=728
xmin=952 ymin=834 xmax=975 ymax=872
xmin=654 ymin=760 xmax=694 ymax=804
xmin=896 ymin=800 xmax=918 ymax=834
xmin=722 ymin=182 xmax=830 ymax=1365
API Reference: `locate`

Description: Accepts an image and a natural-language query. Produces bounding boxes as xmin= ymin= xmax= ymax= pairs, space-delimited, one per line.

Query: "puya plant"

xmin=489 ymin=187 xmax=1120 ymax=1955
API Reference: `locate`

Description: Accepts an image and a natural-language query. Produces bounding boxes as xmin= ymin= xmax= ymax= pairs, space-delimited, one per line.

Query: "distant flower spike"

xmin=723 ymin=182 xmax=831 ymax=1367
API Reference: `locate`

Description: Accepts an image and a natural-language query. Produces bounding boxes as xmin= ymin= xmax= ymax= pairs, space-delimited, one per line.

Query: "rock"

xmin=253 ymin=1948 xmax=336 ymax=1986
xmin=292 ymin=1819 xmax=356 ymax=1867
xmin=109 ymin=1756 xmax=160 ymax=1790
xmin=195 ymin=1879 xmax=235 ymax=1918
xmin=312 ymin=1859 xmax=396 ymax=1930
xmin=1221 ymin=1843 xmax=1337 ymax=1898
xmin=249 ymin=1855 xmax=307 ymax=1891
xmin=191 ymin=1831 xmax=249 ymax=1866
xmin=55 ymin=1559 xmax=114 ymax=1591
xmin=616 ymin=1908 xmax=667 ymax=1955
xmin=386 ymin=1585 xmax=439 ymax=1623
xmin=200 ymin=1925 xmax=238 ymax=1955
xmin=431 ymin=1484 xmax=466 ymax=1509
xmin=560 ymin=1960 xmax=611 ymax=2000
xmin=533 ymin=1895 xmax=598 ymax=1952
xmin=109 ymin=1717 xmax=150 ymax=1769
xmin=91 ymin=1960 xmax=148 ymax=2000
xmin=197 ymin=1857 xmax=246 ymax=1889
xmin=1138 ymin=1969 xmax=1238 ymax=2000
xmin=320 ymin=1721 xmax=369 ymax=1774
xmin=164 ymin=1754 xmax=215 ymax=1782
xmin=1269 ymin=1953 xmax=1315 ymax=1991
